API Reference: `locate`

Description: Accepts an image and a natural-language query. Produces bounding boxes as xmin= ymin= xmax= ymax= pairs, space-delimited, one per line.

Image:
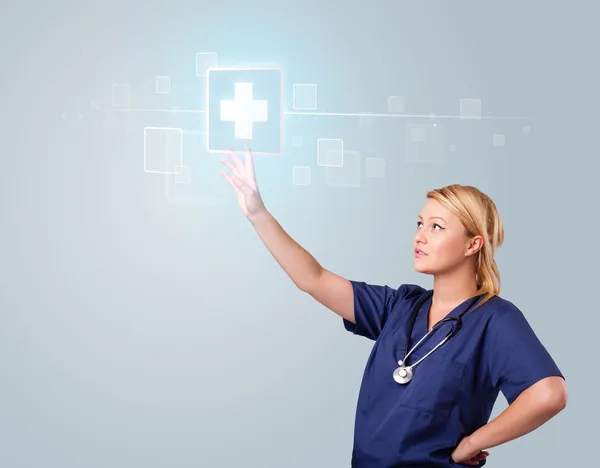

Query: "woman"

xmin=220 ymin=147 xmax=568 ymax=467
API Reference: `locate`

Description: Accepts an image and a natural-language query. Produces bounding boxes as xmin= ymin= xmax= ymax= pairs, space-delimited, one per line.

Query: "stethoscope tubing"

xmin=402 ymin=293 xmax=482 ymax=369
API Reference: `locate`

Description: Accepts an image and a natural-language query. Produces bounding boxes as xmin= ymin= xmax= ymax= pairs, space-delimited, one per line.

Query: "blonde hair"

xmin=426 ymin=184 xmax=504 ymax=309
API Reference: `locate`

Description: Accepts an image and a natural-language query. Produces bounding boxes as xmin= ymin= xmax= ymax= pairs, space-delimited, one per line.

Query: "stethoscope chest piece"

xmin=392 ymin=292 xmax=482 ymax=385
xmin=392 ymin=360 xmax=413 ymax=385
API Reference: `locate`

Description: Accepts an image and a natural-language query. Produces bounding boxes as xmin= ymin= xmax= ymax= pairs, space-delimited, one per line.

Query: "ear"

xmin=465 ymin=235 xmax=484 ymax=257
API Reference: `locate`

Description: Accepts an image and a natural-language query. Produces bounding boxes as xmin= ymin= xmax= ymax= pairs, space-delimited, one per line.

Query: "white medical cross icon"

xmin=220 ymin=83 xmax=268 ymax=140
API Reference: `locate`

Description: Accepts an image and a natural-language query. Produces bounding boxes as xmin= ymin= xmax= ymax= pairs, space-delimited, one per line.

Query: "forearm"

xmin=468 ymin=377 xmax=567 ymax=451
xmin=250 ymin=210 xmax=323 ymax=290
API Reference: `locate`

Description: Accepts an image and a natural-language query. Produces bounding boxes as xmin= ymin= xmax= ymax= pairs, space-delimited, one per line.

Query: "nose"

xmin=414 ymin=229 xmax=427 ymax=245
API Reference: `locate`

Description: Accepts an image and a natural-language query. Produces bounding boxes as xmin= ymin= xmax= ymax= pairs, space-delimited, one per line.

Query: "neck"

xmin=431 ymin=267 xmax=479 ymax=311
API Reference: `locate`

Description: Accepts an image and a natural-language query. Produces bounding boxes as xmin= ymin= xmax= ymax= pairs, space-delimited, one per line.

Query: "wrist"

xmin=248 ymin=208 xmax=271 ymax=225
xmin=465 ymin=433 xmax=483 ymax=452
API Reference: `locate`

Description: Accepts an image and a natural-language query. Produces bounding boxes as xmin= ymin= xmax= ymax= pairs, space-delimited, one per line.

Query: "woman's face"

xmin=413 ymin=198 xmax=478 ymax=275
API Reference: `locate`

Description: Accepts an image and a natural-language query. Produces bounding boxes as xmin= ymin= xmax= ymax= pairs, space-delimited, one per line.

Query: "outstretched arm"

xmin=220 ymin=148 xmax=356 ymax=324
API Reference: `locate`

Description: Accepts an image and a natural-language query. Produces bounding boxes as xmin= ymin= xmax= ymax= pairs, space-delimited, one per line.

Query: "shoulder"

xmin=396 ymin=283 xmax=428 ymax=300
xmin=387 ymin=283 xmax=429 ymax=310
xmin=480 ymin=295 xmax=538 ymax=346
xmin=349 ymin=281 xmax=427 ymax=302
xmin=483 ymin=295 xmax=529 ymax=326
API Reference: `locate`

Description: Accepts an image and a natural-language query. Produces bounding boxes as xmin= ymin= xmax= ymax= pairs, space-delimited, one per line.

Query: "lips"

xmin=415 ymin=248 xmax=427 ymax=255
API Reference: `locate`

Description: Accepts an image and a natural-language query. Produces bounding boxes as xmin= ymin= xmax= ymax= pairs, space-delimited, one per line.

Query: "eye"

xmin=417 ymin=221 xmax=445 ymax=230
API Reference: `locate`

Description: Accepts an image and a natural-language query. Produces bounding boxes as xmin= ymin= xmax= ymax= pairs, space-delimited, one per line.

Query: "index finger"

xmin=244 ymin=144 xmax=255 ymax=175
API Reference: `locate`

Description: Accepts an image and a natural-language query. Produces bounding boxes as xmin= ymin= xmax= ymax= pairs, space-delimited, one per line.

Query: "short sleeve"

xmin=343 ymin=282 xmax=423 ymax=341
xmin=487 ymin=305 xmax=565 ymax=405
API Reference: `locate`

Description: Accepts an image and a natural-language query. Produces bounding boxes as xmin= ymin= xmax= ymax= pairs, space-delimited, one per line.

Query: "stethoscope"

xmin=393 ymin=291 xmax=483 ymax=385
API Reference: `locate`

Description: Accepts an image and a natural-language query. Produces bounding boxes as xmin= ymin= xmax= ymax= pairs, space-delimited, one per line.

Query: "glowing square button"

xmin=207 ymin=68 xmax=283 ymax=155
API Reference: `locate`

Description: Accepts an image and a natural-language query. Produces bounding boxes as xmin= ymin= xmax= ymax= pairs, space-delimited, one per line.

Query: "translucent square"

xmin=292 ymin=136 xmax=302 ymax=147
xmin=493 ymin=133 xmax=506 ymax=147
xmin=406 ymin=125 xmax=444 ymax=163
xmin=410 ymin=127 xmax=425 ymax=142
xmin=196 ymin=52 xmax=218 ymax=77
xmin=293 ymin=84 xmax=317 ymax=110
xmin=325 ymin=150 xmax=361 ymax=188
xmin=325 ymin=150 xmax=344 ymax=167
xmin=360 ymin=113 xmax=373 ymax=126
xmin=388 ymin=96 xmax=405 ymax=113
xmin=293 ymin=166 xmax=310 ymax=186
xmin=111 ymin=84 xmax=131 ymax=108
xmin=317 ymin=138 xmax=343 ymax=167
xmin=90 ymin=98 xmax=101 ymax=111
xmin=460 ymin=98 xmax=482 ymax=120
xmin=144 ymin=127 xmax=183 ymax=174
xmin=366 ymin=158 xmax=386 ymax=178
xmin=174 ymin=166 xmax=190 ymax=184
xmin=156 ymin=76 xmax=171 ymax=94
xmin=523 ymin=125 xmax=531 ymax=134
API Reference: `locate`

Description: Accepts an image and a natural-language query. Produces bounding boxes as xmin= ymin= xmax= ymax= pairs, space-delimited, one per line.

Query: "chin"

xmin=414 ymin=258 xmax=439 ymax=275
xmin=413 ymin=263 xmax=433 ymax=275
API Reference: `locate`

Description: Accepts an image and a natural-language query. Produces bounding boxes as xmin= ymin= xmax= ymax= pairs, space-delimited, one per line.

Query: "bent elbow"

xmin=553 ymin=387 xmax=568 ymax=411
xmin=543 ymin=378 xmax=568 ymax=413
xmin=527 ymin=376 xmax=568 ymax=414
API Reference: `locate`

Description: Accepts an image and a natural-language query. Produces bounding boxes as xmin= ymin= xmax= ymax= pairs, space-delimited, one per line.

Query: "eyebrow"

xmin=418 ymin=215 xmax=447 ymax=223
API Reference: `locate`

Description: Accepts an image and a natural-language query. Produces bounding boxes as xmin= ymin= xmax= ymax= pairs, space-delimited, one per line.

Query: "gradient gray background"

xmin=1 ymin=1 xmax=595 ymax=467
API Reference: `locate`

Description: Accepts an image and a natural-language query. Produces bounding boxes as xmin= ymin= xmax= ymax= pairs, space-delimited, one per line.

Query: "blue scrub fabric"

xmin=343 ymin=282 xmax=565 ymax=468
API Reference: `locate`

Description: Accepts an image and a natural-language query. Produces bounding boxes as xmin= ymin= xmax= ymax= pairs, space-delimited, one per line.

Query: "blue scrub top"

xmin=343 ymin=282 xmax=565 ymax=468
